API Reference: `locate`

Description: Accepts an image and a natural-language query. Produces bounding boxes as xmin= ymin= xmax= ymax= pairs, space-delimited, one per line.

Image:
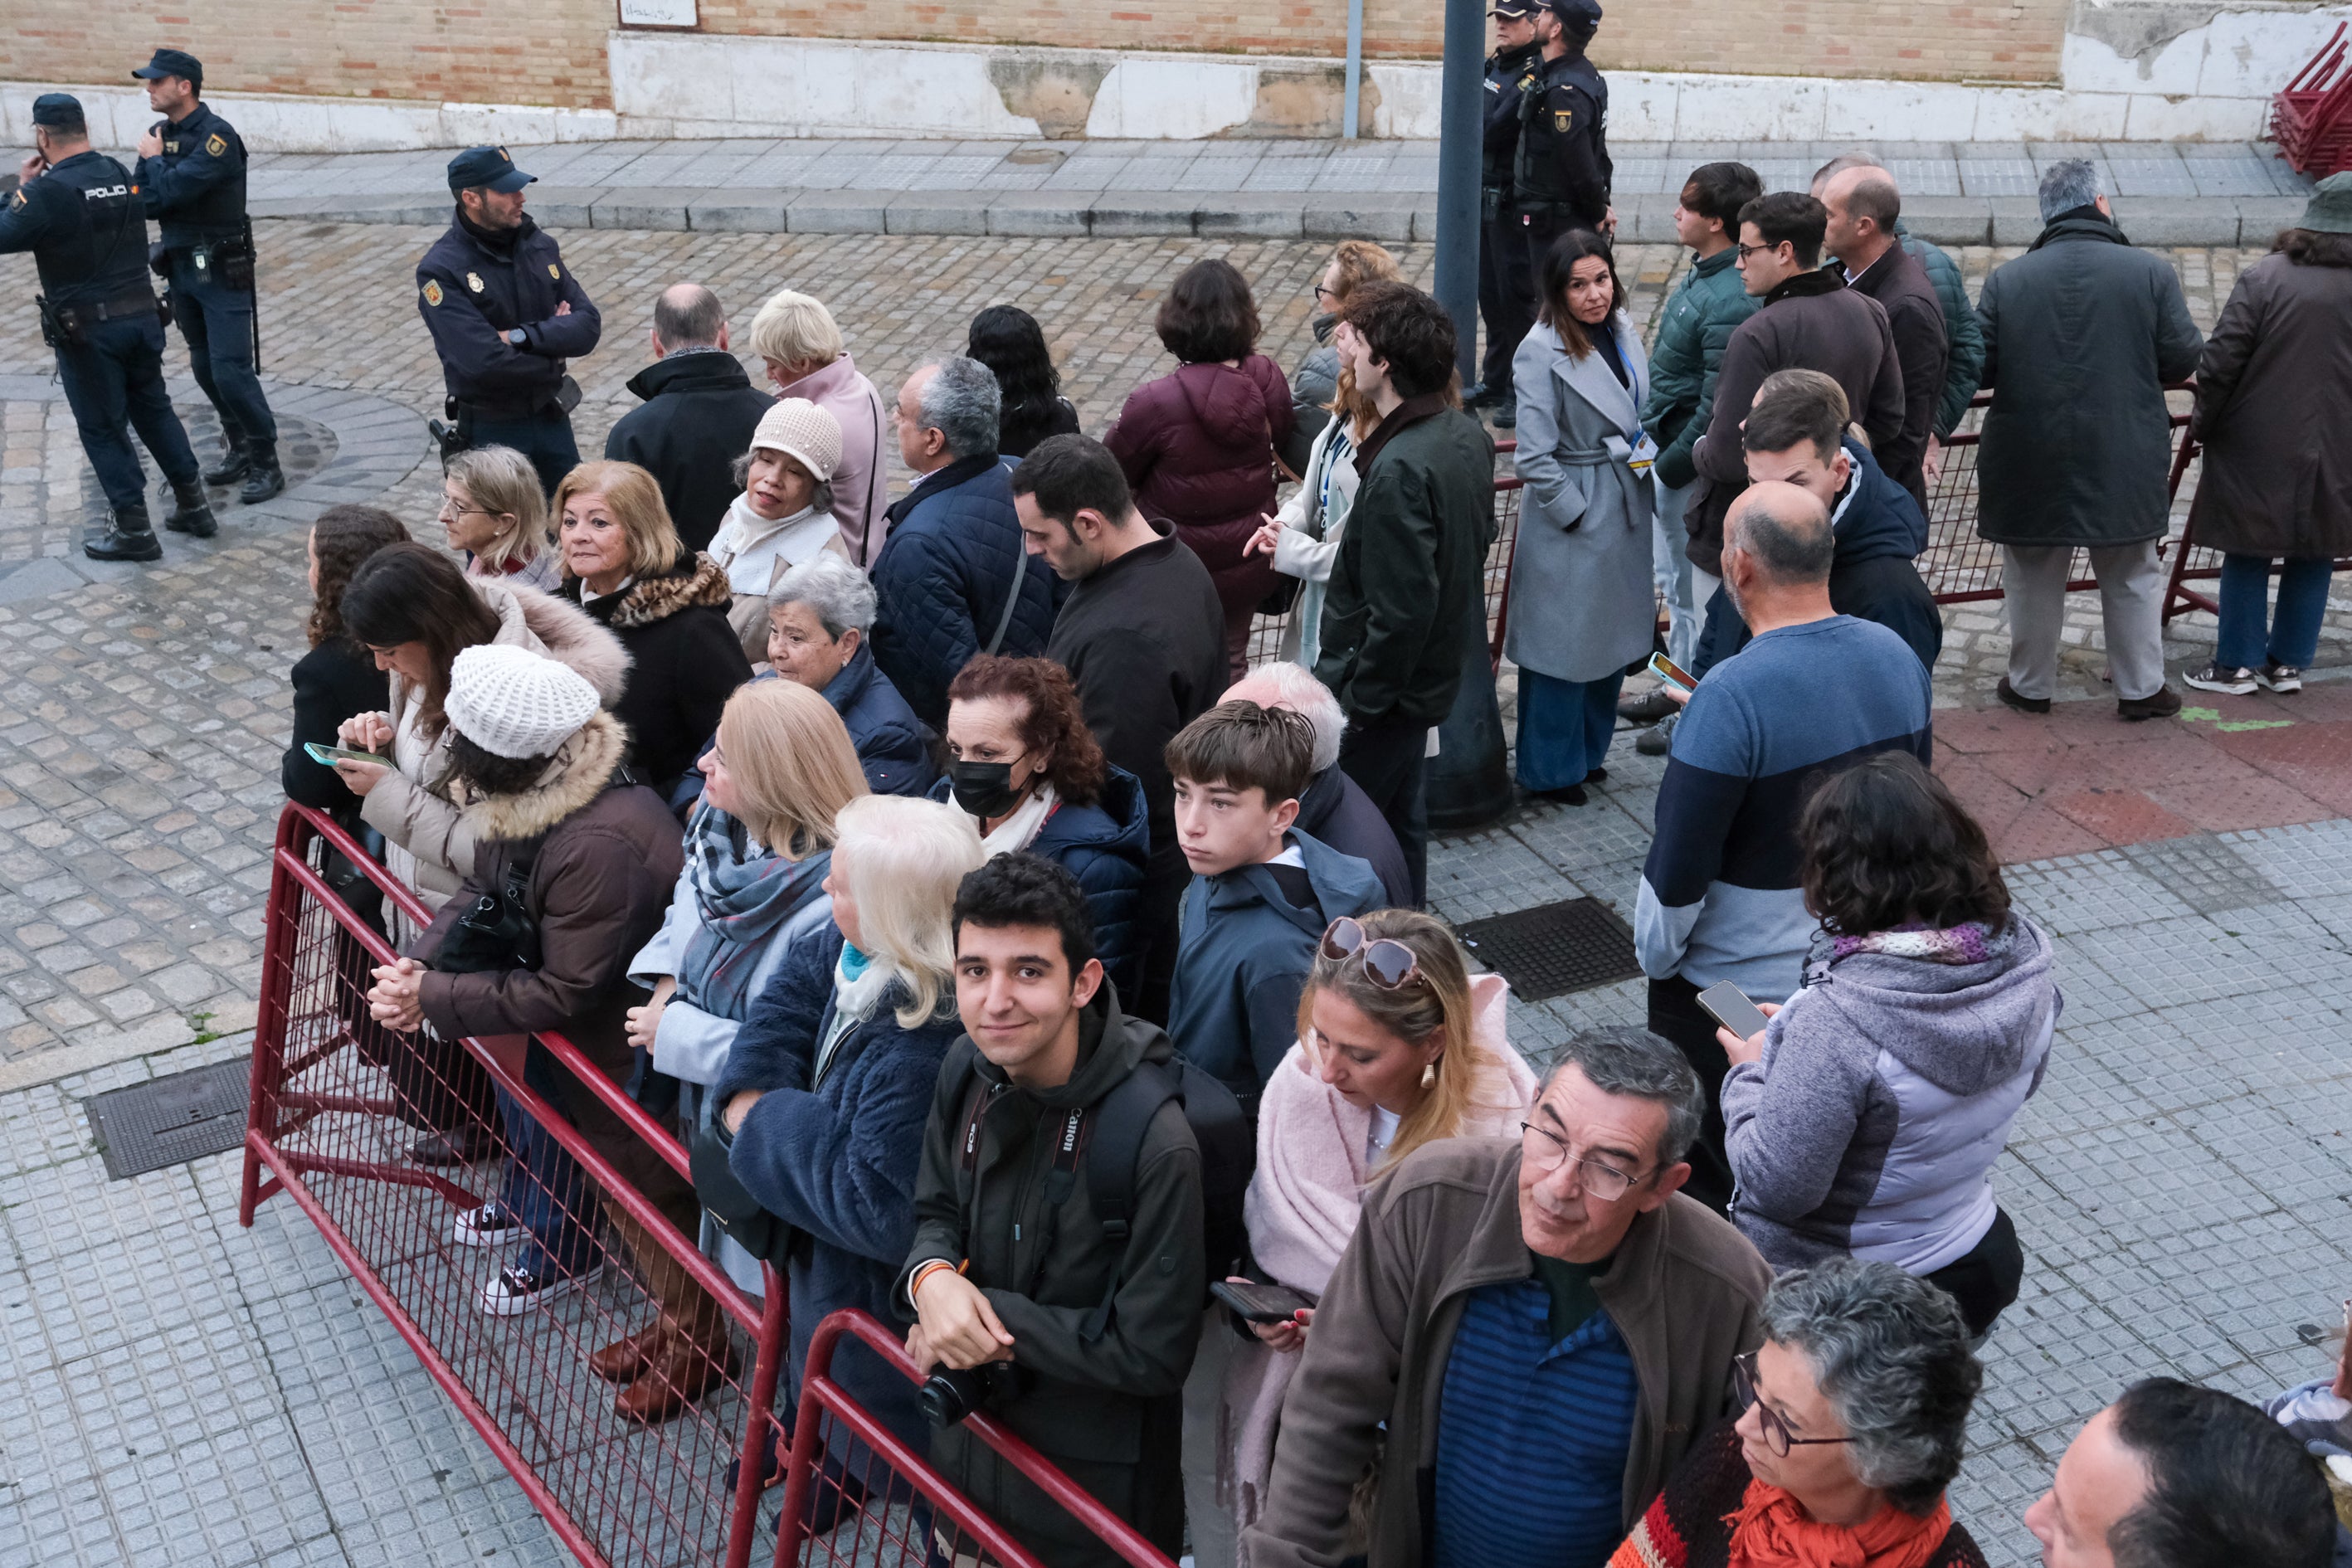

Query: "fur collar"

xmin=456 ymin=711 xmax=627 ymax=843
xmin=480 ymin=577 xmax=633 ymax=704
xmin=601 ymin=553 xmax=734 ymax=631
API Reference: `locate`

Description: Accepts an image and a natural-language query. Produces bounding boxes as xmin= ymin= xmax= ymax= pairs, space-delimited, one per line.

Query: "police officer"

xmin=1 ymin=95 xmax=214 ymax=562
xmin=1516 ymin=0 xmax=1615 ymax=277
xmin=1467 ymin=0 xmax=1544 ymax=427
xmin=416 ymin=146 xmax=602 ymax=498
xmin=131 ymin=48 xmax=281 ymax=504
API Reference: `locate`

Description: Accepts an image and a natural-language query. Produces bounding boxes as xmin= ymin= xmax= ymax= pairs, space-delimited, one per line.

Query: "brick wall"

xmin=1 ymin=0 xmax=2068 ymax=111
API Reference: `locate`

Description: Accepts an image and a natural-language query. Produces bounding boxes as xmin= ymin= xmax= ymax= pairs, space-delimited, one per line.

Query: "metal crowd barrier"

xmin=242 ymin=801 xmax=1182 ymax=1568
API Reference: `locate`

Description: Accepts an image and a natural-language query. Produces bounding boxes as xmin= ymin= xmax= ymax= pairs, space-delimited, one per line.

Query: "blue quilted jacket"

xmin=868 ymin=455 xmax=1063 ymax=728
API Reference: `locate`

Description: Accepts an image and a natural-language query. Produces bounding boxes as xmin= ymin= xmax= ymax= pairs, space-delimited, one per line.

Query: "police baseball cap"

xmin=30 ymin=94 xmax=85 ymax=129
xmin=447 ymin=145 xmax=535 ymax=196
xmin=1540 ymin=0 xmax=1603 ymax=27
xmin=132 ymin=48 xmax=204 ymax=90
xmin=1488 ymin=1 xmax=1539 ymax=17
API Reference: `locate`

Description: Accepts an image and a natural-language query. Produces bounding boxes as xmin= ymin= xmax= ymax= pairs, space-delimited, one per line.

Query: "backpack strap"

xmin=1076 ymin=1060 xmax=1181 ymax=1342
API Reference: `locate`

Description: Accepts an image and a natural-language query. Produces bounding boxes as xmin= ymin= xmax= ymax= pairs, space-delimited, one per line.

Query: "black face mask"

xmin=948 ymin=759 xmax=1026 ymax=820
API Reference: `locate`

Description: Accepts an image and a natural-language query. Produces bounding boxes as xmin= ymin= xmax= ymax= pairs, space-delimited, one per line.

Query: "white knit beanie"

xmin=444 ymin=643 xmax=601 ymax=760
xmin=749 ymin=397 xmax=844 ymax=484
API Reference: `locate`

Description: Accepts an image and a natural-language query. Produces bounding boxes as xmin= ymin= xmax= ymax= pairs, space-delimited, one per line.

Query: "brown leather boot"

xmin=614 ymin=1331 xmax=738 ymax=1426
xmin=587 ymin=1322 xmax=667 ymax=1384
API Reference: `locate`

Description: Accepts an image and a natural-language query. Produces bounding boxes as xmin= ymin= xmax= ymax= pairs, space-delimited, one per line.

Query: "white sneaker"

xmin=479 ymin=1262 xmax=603 ymax=1317
xmin=451 ymin=1201 xmax=522 ymax=1250
xmin=2183 ymin=662 xmax=2257 ymax=696
xmin=2258 ymin=663 xmax=2304 ymax=694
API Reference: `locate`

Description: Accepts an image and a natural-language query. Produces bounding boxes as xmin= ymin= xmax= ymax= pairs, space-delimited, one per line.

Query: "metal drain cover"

xmin=86 ymin=1059 xmax=250 ymax=1180
xmin=1456 ymin=897 xmax=1643 ymax=1001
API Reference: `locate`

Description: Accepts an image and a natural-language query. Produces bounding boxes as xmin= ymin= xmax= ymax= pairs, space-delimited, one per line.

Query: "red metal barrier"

xmin=242 ymin=801 xmax=790 ymax=1568
xmin=773 ymin=1310 xmax=1179 ymax=1568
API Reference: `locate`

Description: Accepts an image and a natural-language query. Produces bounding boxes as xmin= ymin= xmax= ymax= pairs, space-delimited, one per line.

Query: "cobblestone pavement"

xmin=0 ymin=225 xmax=2349 ymax=1567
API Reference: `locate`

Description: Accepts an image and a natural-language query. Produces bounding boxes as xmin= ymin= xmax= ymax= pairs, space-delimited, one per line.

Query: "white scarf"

xmin=710 ymin=498 xmax=841 ymax=592
xmin=979 ymin=782 xmax=1059 ymax=857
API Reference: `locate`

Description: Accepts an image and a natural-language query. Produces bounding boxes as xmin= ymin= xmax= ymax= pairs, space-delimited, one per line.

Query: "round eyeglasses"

xmin=1517 ymin=1120 xmax=1648 ymax=1201
xmin=1732 ymin=1350 xmax=1857 ymax=1458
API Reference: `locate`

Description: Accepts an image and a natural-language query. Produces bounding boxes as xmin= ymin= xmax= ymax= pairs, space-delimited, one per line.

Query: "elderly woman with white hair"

xmin=442 ymin=445 xmax=561 ymax=591
xmin=706 ymin=795 xmax=988 ymax=1489
xmin=1222 ymin=660 xmax=1412 ymax=907
xmin=747 ymin=288 xmax=889 ymax=565
xmin=1608 ymin=1258 xmax=1989 ymax=1568
xmin=710 ymin=397 xmax=853 ymax=660
xmin=763 ymin=554 xmax=936 ymax=798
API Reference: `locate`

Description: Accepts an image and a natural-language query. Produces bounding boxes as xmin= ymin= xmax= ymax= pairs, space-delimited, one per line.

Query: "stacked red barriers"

xmin=2273 ymin=24 xmax=2352 ymax=178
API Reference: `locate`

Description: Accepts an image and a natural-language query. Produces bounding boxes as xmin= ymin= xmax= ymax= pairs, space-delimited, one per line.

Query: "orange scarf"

xmin=1724 ymin=1482 xmax=1951 ymax=1568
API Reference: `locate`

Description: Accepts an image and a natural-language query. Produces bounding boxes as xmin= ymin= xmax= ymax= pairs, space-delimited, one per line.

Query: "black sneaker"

xmin=1636 ymin=713 xmax=1677 ymax=756
xmin=451 ymin=1201 xmax=521 ymax=1249
xmin=2183 ymin=662 xmax=2257 ymax=696
xmin=1618 ymin=688 xmax=1679 ymax=723
xmin=479 ymin=1261 xmax=603 ymax=1317
xmin=1489 ymin=395 xmax=1517 ymax=430
xmin=2257 ymin=663 xmax=2304 ymax=694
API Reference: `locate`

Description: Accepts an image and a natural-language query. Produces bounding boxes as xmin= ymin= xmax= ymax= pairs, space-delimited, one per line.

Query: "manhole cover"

xmin=86 ymin=1059 xmax=250 ymax=1180
xmin=1456 ymin=897 xmax=1643 ymax=1001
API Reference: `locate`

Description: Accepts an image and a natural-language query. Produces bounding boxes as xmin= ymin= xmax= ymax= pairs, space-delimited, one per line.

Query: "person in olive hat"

xmin=415 ymin=147 xmax=603 ymax=497
xmin=1 ymin=92 xmax=214 ymax=561
xmin=132 ymin=48 xmax=283 ymax=504
xmin=1515 ymin=0 xmax=1614 ymax=276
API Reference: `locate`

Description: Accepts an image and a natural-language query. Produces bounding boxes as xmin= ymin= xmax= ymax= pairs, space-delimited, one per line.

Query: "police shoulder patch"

xmin=9 ymin=188 xmax=23 ymax=209
xmin=465 ymin=271 xmax=485 ymax=294
xmin=548 ymin=263 xmax=560 ymax=280
xmin=205 ymin=134 xmax=226 ymax=157
xmin=1554 ymin=109 xmax=1573 ymax=130
xmin=421 ymin=279 xmax=444 ymax=307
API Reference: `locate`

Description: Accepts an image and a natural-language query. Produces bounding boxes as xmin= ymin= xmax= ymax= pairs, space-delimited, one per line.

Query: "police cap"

xmin=446 ymin=145 xmax=535 ymax=196
xmin=1488 ymin=0 xmax=1539 ymax=17
xmin=132 ymin=48 xmax=204 ymax=90
xmin=1539 ymin=0 xmax=1603 ymax=29
xmin=30 ymin=94 xmax=86 ymax=130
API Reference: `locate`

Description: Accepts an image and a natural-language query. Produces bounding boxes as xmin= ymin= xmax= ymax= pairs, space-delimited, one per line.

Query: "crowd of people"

xmin=256 ymin=125 xmax=2352 ymax=1568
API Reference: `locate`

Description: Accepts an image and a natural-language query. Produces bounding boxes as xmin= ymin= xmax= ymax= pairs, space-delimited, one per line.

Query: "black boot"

xmin=239 ymin=444 xmax=285 ymax=504
xmin=163 ymin=477 xmax=218 ymax=538
xmin=202 ymin=441 xmax=251 ymax=487
xmin=85 ymin=503 xmax=163 ymax=562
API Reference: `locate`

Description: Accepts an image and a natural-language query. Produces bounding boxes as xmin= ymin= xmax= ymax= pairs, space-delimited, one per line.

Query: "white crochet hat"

xmin=749 ymin=397 xmax=843 ymax=484
xmin=444 ymin=643 xmax=600 ymax=760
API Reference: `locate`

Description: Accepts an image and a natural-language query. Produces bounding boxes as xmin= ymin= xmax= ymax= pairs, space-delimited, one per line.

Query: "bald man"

xmin=1634 ymin=480 xmax=1933 ymax=1211
xmin=604 ymin=281 xmax=776 ymax=551
xmin=1820 ymin=165 xmax=1945 ymax=509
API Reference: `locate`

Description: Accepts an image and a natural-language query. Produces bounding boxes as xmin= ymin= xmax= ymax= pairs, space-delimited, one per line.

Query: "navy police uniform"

xmin=416 ymin=146 xmax=601 ymax=497
xmin=1516 ymin=0 xmax=1613 ymax=276
xmin=131 ymin=48 xmax=280 ymax=499
xmin=1472 ymin=2 xmax=1543 ymax=414
xmin=0 ymin=95 xmax=210 ymax=561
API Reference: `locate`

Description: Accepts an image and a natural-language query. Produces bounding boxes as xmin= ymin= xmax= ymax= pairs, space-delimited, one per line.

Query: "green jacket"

xmin=1897 ymin=222 xmax=1985 ymax=439
xmin=1639 ymin=248 xmax=1759 ymax=491
xmin=1313 ymin=402 xmax=1498 ymax=727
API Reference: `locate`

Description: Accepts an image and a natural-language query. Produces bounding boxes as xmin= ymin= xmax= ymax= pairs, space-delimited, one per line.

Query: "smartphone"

xmin=304 ymin=742 xmax=385 ymax=767
xmin=1695 ymin=980 xmax=1770 ymax=1041
xmin=1647 ymin=651 xmax=1696 ymax=694
xmin=1209 ymin=1280 xmax=1316 ymax=1324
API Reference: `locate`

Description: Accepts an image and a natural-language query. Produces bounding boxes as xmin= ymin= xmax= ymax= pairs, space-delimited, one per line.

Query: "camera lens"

xmin=919 ymin=1367 xmax=984 ymax=1429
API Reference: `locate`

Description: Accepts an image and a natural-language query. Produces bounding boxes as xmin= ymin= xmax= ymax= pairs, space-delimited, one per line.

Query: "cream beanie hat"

xmin=445 ymin=644 xmax=600 ymax=760
xmin=749 ymin=397 xmax=844 ymax=484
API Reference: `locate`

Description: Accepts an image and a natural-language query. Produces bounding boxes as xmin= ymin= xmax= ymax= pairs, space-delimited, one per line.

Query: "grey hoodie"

xmin=1721 ymin=917 xmax=2059 ymax=1273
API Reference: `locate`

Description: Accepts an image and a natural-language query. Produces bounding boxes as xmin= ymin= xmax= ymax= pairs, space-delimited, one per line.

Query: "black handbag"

xmin=431 ymin=843 xmax=543 ymax=976
xmin=690 ymin=1118 xmax=796 ymax=1267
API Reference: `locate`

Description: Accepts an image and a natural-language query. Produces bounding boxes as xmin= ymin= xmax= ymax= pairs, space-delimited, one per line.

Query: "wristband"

xmin=909 ymin=1259 xmax=957 ymax=1304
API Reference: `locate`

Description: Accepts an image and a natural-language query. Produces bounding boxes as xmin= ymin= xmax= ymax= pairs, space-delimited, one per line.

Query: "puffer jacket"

xmin=1288 ymin=317 xmax=1341 ymax=463
xmin=360 ymin=576 xmax=630 ymax=909
xmin=1106 ymin=358 xmax=1298 ymax=621
xmin=1639 ymin=246 xmax=1759 ymax=491
xmin=814 ymin=648 xmax=936 ymax=798
xmin=561 ymin=550 xmax=752 ymax=793
xmin=868 ymin=455 xmax=1062 ymax=730
xmin=1896 ymin=222 xmax=1987 ymax=439
xmin=1721 ymin=917 xmax=2059 ymax=1274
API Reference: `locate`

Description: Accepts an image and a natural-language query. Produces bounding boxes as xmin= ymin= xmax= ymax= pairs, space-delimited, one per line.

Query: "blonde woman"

xmin=1214 ymin=910 xmax=1539 ymax=1554
xmin=553 ymin=459 xmax=751 ymax=796
xmin=1288 ymin=239 xmax=1402 ymax=454
xmin=442 ymin=445 xmax=560 ymax=590
xmin=710 ymin=796 xmax=986 ymax=1470
xmin=747 ymin=289 xmax=889 ymax=565
xmin=1245 ymin=358 xmax=1381 ymax=670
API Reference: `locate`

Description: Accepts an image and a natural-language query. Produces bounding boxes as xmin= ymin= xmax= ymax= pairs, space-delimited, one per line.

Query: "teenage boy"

xmin=900 ymin=853 xmax=1205 ymax=1568
xmin=1163 ymin=700 xmax=1385 ymax=1113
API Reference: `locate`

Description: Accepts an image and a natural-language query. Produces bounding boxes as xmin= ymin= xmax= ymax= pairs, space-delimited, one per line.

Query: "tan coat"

xmin=358 ymin=576 xmax=630 ymax=908
xmin=2188 ymin=250 xmax=2352 ymax=560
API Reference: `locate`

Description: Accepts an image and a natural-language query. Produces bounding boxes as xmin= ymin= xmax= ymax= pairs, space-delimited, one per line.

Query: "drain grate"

xmin=1456 ymin=897 xmax=1644 ymax=1001
xmin=86 ymin=1059 xmax=251 ymax=1180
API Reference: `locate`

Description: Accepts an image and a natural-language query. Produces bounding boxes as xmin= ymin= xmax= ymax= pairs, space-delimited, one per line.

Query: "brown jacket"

xmin=1846 ymin=242 xmax=1948 ymax=512
xmin=1685 ymin=268 xmax=1906 ymax=577
xmin=2188 ymin=248 xmax=2352 ymax=560
xmin=1243 ymin=1137 xmax=1772 ymax=1568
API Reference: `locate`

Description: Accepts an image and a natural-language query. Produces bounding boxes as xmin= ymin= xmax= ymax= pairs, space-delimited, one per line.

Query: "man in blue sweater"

xmin=1634 ymin=482 xmax=1932 ymax=1212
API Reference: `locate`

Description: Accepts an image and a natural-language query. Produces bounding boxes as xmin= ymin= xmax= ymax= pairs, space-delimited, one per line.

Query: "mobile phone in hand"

xmin=1696 ymin=980 xmax=1770 ymax=1041
xmin=1647 ymin=651 xmax=1696 ymax=694
xmin=304 ymin=741 xmax=384 ymax=767
xmin=1210 ymin=1280 xmax=1315 ymax=1324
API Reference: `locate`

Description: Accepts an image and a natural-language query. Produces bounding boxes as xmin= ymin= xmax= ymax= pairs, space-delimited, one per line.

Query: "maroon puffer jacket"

xmin=1105 ymin=357 xmax=1297 ymax=615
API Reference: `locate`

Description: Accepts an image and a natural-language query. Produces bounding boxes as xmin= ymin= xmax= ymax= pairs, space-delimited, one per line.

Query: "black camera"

xmin=919 ymin=1362 xmax=1025 ymax=1429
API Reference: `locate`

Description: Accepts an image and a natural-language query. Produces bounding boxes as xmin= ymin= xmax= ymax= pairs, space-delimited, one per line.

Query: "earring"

xmin=1420 ymin=1060 xmax=1439 ymax=1089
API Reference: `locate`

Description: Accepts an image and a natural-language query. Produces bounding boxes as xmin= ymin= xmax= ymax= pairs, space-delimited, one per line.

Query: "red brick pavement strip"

xmin=1935 ymin=686 xmax=2352 ymax=861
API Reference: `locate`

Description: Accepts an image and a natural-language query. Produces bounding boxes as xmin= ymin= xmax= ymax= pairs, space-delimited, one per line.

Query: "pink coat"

xmin=777 ymin=353 xmax=891 ymax=567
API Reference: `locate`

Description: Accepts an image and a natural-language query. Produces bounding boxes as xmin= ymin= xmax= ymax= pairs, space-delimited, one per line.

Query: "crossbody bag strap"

xmin=985 ymin=532 xmax=1029 ymax=656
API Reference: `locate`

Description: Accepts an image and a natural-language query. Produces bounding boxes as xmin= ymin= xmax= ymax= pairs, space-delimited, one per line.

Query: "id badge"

xmin=1627 ymin=430 xmax=1659 ymax=474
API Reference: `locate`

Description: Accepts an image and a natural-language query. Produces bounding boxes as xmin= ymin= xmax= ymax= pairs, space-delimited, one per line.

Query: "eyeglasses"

xmin=1735 ymin=241 xmax=1777 ymax=261
xmin=1732 ymin=1351 xmax=1857 ymax=1458
xmin=1518 ymin=1120 xmax=1649 ymax=1201
xmin=1313 ymin=283 xmax=1338 ymax=303
xmin=1319 ymin=917 xmax=1422 ymax=989
xmin=437 ymin=499 xmax=495 ymax=523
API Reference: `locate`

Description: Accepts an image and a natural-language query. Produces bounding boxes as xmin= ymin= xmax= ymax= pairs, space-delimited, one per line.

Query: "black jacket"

xmin=603 ymin=351 xmax=775 ymax=552
xmin=1513 ymin=51 xmax=1611 ymax=226
xmin=1294 ymin=765 xmax=1413 ymax=908
xmin=132 ymin=100 xmax=247 ymax=247
xmin=1045 ymin=524 xmax=1228 ymax=875
xmin=416 ymin=207 xmax=602 ymax=418
xmin=0 ymin=150 xmax=151 ymax=308
xmin=999 ymin=395 xmax=1082 ymax=460
xmin=562 ymin=552 xmax=752 ymax=791
xmin=1482 ymin=42 xmax=1543 ymax=192
xmin=1844 ymin=242 xmax=1948 ymax=511
xmin=282 ymin=640 xmax=390 ymax=825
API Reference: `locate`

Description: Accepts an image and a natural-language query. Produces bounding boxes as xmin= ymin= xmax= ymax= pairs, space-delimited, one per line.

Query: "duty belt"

xmin=84 ymin=288 xmax=162 ymax=322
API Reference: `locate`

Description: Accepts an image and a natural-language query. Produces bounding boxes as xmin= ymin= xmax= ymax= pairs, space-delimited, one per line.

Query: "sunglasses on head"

xmin=1319 ymin=917 xmax=1424 ymax=990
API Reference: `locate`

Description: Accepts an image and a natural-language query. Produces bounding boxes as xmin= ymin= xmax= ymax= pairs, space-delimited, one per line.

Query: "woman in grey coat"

xmin=1505 ymin=230 xmax=1655 ymax=805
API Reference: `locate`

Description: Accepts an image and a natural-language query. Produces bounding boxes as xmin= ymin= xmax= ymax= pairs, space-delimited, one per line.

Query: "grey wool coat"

xmin=1504 ymin=313 xmax=1658 ymax=684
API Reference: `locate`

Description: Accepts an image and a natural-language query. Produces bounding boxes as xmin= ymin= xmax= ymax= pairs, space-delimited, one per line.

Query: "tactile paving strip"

xmin=86 ymin=1059 xmax=251 ymax=1181
xmin=1455 ymin=897 xmax=1644 ymax=1001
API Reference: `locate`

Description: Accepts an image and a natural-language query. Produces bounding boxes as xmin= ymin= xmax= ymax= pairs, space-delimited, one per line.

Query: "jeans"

xmin=470 ymin=409 xmax=582 ymax=499
xmin=2216 ymin=554 xmax=2335 ymax=670
xmin=54 ymin=314 xmax=202 ymax=511
xmin=168 ymin=251 xmax=276 ymax=450
xmin=1653 ymin=480 xmax=1702 ymax=671
xmin=497 ymin=1040 xmax=604 ymax=1279
xmin=1514 ymin=669 xmax=1624 ymax=790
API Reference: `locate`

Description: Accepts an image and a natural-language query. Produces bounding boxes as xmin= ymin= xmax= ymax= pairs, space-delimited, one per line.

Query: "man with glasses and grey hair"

xmin=869 ymin=354 xmax=1061 ymax=728
xmin=1247 ymin=1026 xmax=1770 ymax=1568
xmin=1975 ymin=156 xmax=2203 ymax=722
